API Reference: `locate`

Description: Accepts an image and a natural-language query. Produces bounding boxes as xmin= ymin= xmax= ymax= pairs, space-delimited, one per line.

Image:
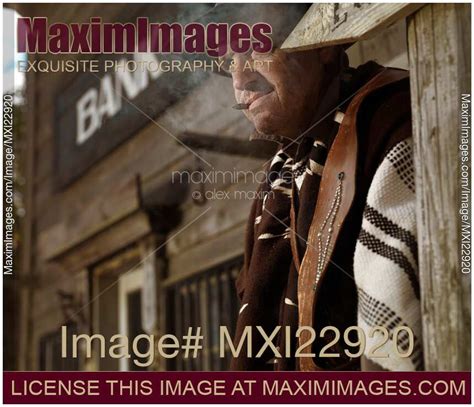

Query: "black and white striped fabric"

xmin=354 ymin=138 xmax=423 ymax=371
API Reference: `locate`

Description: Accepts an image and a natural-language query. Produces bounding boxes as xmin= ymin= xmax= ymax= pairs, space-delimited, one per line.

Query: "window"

xmin=166 ymin=257 xmax=242 ymax=371
xmin=118 ymin=268 xmax=148 ymax=371
xmin=39 ymin=322 xmax=79 ymax=371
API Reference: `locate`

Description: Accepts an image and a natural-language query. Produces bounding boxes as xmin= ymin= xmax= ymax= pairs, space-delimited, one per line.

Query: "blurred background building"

xmin=4 ymin=3 xmax=409 ymax=371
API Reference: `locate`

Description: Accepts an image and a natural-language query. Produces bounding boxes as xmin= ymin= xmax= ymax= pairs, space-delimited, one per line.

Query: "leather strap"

xmin=297 ymin=68 xmax=409 ymax=371
xmin=290 ymin=182 xmax=301 ymax=272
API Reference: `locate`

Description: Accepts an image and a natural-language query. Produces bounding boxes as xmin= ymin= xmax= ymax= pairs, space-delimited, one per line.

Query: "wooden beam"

xmin=408 ymin=3 xmax=471 ymax=370
xmin=50 ymin=211 xmax=152 ymax=272
xmin=282 ymin=3 xmax=422 ymax=51
xmin=178 ymin=132 xmax=275 ymax=159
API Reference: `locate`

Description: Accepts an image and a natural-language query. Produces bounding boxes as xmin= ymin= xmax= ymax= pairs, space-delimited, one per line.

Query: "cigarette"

xmin=232 ymin=103 xmax=250 ymax=110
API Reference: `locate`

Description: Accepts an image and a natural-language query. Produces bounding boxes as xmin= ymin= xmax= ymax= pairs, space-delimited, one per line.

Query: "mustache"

xmin=232 ymin=79 xmax=274 ymax=110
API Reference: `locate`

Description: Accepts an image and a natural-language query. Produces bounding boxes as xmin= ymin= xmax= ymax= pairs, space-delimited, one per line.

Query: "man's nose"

xmin=231 ymin=55 xmax=260 ymax=91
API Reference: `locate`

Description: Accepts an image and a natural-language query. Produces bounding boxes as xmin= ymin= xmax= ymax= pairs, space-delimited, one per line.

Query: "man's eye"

xmin=218 ymin=53 xmax=235 ymax=73
xmin=223 ymin=55 xmax=234 ymax=71
xmin=219 ymin=48 xmax=258 ymax=74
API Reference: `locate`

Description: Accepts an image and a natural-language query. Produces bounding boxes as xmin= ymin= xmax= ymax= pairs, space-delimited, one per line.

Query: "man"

xmin=226 ymin=9 xmax=422 ymax=371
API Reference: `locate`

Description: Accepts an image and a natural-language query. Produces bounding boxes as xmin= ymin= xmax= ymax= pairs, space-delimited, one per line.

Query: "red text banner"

xmin=3 ymin=371 xmax=470 ymax=404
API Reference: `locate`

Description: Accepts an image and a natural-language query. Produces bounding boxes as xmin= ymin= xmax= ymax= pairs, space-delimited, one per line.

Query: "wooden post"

xmin=407 ymin=3 xmax=471 ymax=370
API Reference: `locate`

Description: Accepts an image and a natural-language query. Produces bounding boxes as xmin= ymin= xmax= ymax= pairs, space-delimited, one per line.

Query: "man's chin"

xmin=251 ymin=113 xmax=279 ymax=138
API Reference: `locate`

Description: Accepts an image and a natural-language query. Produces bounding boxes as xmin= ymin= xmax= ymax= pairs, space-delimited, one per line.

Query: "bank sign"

xmin=55 ymin=52 xmax=206 ymax=188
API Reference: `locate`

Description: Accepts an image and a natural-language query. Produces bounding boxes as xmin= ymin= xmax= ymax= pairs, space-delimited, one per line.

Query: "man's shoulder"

xmin=351 ymin=62 xmax=412 ymax=178
xmin=351 ymin=61 xmax=410 ymax=114
xmin=349 ymin=61 xmax=409 ymax=88
xmin=358 ymin=68 xmax=411 ymax=139
xmin=343 ymin=61 xmax=411 ymax=145
xmin=347 ymin=61 xmax=410 ymax=110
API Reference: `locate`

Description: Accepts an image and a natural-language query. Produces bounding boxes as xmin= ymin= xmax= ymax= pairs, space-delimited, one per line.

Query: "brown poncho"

xmin=231 ymin=62 xmax=417 ymax=371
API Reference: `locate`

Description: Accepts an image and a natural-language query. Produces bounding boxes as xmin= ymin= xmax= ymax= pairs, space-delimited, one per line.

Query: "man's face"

xmin=231 ymin=48 xmax=333 ymax=140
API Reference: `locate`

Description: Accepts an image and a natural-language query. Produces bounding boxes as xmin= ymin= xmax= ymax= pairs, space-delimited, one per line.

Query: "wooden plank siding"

xmin=407 ymin=3 xmax=471 ymax=371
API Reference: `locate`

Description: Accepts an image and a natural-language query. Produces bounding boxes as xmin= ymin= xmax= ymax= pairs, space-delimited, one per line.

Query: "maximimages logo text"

xmin=17 ymin=18 xmax=273 ymax=57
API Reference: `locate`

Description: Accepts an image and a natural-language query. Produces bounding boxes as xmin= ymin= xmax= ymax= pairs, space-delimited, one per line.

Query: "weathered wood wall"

xmin=408 ymin=3 xmax=471 ymax=371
